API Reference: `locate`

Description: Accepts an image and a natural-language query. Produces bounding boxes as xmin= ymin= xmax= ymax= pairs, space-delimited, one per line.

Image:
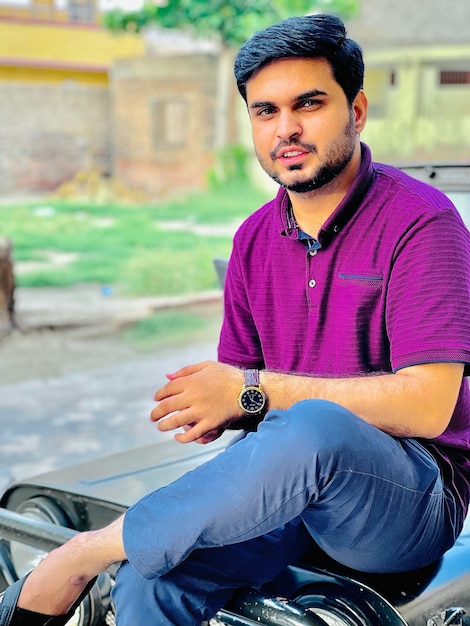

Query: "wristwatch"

xmin=238 ymin=369 xmax=267 ymax=415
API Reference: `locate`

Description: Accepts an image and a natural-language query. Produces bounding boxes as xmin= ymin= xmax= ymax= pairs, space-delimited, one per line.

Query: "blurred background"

xmin=0 ymin=0 xmax=469 ymax=201
xmin=0 ymin=0 xmax=469 ymax=480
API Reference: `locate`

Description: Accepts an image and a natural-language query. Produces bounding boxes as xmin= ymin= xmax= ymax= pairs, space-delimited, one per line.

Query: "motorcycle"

xmin=1 ymin=163 xmax=470 ymax=624
xmin=0 ymin=435 xmax=469 ymax=626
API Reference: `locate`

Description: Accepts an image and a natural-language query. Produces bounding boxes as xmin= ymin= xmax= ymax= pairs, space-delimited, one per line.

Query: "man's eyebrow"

xmin=296 ymin=89 xmax=328 ymax=100
xmin=249 ymin=89 xmax=328 ymax=110
xmin=249 ymin=100 xmax=274 ymax=110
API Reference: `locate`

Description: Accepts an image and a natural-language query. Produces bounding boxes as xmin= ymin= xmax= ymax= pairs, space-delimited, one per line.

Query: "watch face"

xmin=239 ymin=386 xmax=266 ymax=414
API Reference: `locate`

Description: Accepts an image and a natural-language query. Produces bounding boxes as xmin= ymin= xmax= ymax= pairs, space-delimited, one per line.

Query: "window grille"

xmin=440 ymin=70 xmax=470 ymax=85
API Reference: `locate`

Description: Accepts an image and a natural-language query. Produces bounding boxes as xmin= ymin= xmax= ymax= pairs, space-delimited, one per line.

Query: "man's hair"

xmin=234 ymin=14 xmax=364 ymax=105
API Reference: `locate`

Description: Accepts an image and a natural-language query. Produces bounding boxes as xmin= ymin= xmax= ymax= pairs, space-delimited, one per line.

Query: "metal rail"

xmin=0 ymin=507 xmax=76 ymax=552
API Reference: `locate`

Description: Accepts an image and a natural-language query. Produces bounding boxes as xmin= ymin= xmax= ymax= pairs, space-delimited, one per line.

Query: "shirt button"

xmin=309 ymin=249 xmax=317 ymax=256
xmin=308 ymin=279 xmax=317 ymax=288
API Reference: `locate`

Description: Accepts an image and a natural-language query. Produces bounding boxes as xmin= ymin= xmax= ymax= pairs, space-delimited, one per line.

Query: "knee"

xmin=264 ymin=399 xmax=363 ymax=456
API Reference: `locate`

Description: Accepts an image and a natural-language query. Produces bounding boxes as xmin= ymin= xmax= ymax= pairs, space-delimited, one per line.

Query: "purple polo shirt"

xmin=218 ymin=143 xmax=470 ymax=512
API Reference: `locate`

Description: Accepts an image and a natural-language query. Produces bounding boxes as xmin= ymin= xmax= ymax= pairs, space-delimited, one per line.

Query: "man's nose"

xmin=276 ymin=110 xmax=302 ymax=140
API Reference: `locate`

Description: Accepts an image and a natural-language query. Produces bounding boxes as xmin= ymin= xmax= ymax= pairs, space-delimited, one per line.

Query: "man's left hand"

xmin=151 ymin=360 xmax=244 ymax=443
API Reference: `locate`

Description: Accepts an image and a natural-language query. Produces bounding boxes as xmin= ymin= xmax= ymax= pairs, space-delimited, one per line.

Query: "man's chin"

xmin=270 ymin=171 xmax=315 ymax=193
xmin=276 ymin=174 xmax=323 ymax=194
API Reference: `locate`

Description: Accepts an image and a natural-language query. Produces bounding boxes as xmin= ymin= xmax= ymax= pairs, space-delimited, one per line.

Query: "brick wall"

xmin=111 ymin=53 xmax=234 ymax=198
xmin=0 ymin=81 xmax=110 ymax=196
xmin=0 ymin=53 xmax=237 ymax=199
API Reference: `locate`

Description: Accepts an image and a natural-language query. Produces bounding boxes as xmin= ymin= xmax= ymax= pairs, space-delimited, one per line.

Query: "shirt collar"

xmin=278 ymin=142 xmax=374 ymax=246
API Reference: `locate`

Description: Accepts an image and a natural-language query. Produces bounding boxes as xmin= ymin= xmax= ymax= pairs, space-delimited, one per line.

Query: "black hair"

xmin=234 ymin=14 xmax=364 ymax=105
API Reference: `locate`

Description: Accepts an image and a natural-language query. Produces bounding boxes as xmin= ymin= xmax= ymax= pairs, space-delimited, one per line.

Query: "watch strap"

xmin=244 ymin=369 xmax=260 ymax=387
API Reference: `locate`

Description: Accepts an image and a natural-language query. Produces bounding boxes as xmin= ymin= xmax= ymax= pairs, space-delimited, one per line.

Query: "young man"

xmin=2 ymin=13 xmax=470 ymax=626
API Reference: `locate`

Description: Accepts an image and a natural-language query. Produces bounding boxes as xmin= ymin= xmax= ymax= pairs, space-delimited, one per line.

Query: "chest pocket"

xmin=336 ymin=272 xmax=384 ymax=316
xmin=338 ymin=272 xmax=383 ymax=287
xmin=333 ymin=272 xmax=386 ymax=370
xmin=336 ymin=271 xmax=385 ymax=330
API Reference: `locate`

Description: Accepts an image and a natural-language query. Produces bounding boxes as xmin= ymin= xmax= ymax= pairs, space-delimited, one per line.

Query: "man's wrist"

xmin=238 ymin=368 xmax=267 ymax=415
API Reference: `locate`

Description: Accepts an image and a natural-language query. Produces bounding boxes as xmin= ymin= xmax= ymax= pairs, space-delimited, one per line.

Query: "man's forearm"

xmin=260 ymin=362 xmax=463 ymax=439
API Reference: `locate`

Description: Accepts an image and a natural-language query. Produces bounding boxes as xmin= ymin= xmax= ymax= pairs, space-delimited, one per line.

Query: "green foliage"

xmin=1 ymin=181 xmax=270 ymax=296
xmin=103 ymin=0 xmax=359 ymax=45
xmin=122 ymin=306 xmax=223 ymax=350
xmin=104 ymin=0 xmax=276 ymax=45
xmin=275 ymin=0 xmax=358 ymax=20
xmin=207 ymin=144 xmax=250 ymax=188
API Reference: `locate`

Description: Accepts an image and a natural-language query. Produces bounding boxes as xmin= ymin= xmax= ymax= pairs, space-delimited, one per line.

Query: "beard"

xmin=259 ymin=112 xmax=357 ymax=194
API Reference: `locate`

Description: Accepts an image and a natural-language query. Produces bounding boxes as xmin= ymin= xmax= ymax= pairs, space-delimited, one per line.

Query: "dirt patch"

xmin=0 ymin=285 xmax=223 ymax=384
xmin=0 ymin=326 xmax=146 ymax=384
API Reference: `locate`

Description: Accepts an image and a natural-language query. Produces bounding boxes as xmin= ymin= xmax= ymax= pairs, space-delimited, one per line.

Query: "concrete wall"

xmin=346 ymin=0 xmax=470 ymax=163
xmin=0 ymin=15 xmax=144 ymax=197
xmin=360 ymin=44 xmax=470 ymax=163
xmin=0 ymin=81 xmax=110 ymax=194
xmin=347 ymin=0 xmax=470 ymax=47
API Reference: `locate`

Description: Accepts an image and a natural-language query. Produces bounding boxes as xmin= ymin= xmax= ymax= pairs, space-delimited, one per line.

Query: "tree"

xmin=103 ymin=0 xmax=359 ymax=147
xmin=104 ymin=0 xmax=358 ymax=43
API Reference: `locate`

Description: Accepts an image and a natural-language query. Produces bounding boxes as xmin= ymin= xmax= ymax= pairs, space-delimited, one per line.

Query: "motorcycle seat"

xmin=295 ymin=540 xmax=441 ymax=606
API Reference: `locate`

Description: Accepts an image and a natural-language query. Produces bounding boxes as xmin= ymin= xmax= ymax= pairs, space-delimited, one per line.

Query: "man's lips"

xmin=281 ymin=149 xmax=306 ymax=158
xmin=276 ymin=148 xmax=310 ymax=164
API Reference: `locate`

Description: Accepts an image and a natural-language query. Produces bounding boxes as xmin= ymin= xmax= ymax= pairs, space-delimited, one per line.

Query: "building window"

xmin=440 ymin=70 xmax=470 ymax=85
xmin=68 ymin=0 xmax=96 ymax=23
xmin=31 ymin=0 xmax=55 ymax=19
xmin=152 ymin=99 xmax=188 ymax=148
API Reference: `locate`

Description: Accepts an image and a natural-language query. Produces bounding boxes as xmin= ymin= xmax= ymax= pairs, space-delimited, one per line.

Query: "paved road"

xmin=0 ymin=337 xmax=219 ymax=491
xmin=0 ymin=285 xmax=224 ymax=491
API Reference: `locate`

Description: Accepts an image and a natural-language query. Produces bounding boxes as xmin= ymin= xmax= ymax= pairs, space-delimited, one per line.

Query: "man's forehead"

xmin=249 ymin=56 xmax=331 ymax=78
xmin=246 ymin=57 xmax=335 ymax=101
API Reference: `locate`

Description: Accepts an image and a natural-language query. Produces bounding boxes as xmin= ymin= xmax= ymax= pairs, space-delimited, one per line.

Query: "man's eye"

xmin=300 ymin=99 xmax=319 ymax=108
xmin=258 ymin=107 xmax=275 ymax=116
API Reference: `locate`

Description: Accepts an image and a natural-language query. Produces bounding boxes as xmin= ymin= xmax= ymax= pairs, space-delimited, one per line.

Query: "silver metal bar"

xmin=0 ymin=507 xmax=76 ymax=551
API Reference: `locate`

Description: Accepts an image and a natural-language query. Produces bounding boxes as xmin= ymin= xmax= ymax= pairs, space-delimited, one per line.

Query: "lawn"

xmin=1 ymin=180 xmax=270 ymax=297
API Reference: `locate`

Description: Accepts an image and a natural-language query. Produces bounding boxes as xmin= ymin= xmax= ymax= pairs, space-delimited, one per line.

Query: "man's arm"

xmin=152 ymin=360 xmax=464 ymax=443
xmin=261 ymin=362 xmax=464 ymax=438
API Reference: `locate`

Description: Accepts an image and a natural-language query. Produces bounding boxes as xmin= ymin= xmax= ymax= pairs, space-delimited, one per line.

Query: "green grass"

xmin=1 ymin=181 xmax=270 ymax=296
xmin=121 ymin=304 xmax=223 ymax=351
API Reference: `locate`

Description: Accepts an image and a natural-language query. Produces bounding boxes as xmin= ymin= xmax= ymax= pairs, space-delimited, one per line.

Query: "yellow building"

xmin=348 ymin=0 xmax=470 ymax=163
xmin=0 ymin=0 xmax=144 ymax=85
xmin=361 ymin=45 xmax=470 ymax=164
xmin=0 ymin=0 xmax=144 ymax=195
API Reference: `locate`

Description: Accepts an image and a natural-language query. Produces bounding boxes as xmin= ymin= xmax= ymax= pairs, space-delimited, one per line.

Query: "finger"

xmin=157 ymin=409 xmax=195 ymax=432
xmin=150 ymin=396 xmax=186 ymax=422
xmin=174 ymin=425 xmax=206 ymax=444
xmin=166 ymin=361 xmax=212 ymax=381
xmin=194 ymin=429 xmax=224 ymax=444
xmin=153 ymin=380 xmax=177 ymax=402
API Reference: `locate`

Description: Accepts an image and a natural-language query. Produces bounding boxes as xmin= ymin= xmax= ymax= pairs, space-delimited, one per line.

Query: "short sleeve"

xmin=217 ymin=243 xmax=265 ymax=369
xmin=387 ymin=207 xmax=470 ymax=373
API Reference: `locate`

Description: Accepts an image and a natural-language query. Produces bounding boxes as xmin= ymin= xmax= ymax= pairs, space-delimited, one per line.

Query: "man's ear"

xmin=353 ymin=90 xmax=368 ymax=134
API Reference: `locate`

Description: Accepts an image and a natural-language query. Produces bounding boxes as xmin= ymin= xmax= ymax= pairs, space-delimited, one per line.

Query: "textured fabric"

xmin=118 ymin=401 xmax=460 ymax=625
xmin=218 ymin=143 xmax=470 ymax=511
xmin=115 ymin=519 xmax=312 ymax=626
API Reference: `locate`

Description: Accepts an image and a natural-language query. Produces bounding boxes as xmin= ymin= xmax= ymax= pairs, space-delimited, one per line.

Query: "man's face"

xmin=246 ymin=57 xmax=364 ymax=193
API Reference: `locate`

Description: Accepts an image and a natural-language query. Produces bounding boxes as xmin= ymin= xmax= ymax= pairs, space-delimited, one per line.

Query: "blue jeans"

xmin=112 ymin=400 xmax=460 ymax=625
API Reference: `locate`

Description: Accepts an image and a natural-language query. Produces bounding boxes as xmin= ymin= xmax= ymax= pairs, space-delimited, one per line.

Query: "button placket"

xmin=307 ymin=247 xmax=318 ymax=302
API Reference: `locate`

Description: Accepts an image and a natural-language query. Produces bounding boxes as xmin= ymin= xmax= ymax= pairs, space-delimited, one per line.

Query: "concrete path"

xmin=0 ymin=285 xmax=223 ymax=491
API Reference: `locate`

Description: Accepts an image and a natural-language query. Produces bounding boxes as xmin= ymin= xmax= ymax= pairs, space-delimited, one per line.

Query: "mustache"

xmin=270 ymin=140 xmax=318 ymax=160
